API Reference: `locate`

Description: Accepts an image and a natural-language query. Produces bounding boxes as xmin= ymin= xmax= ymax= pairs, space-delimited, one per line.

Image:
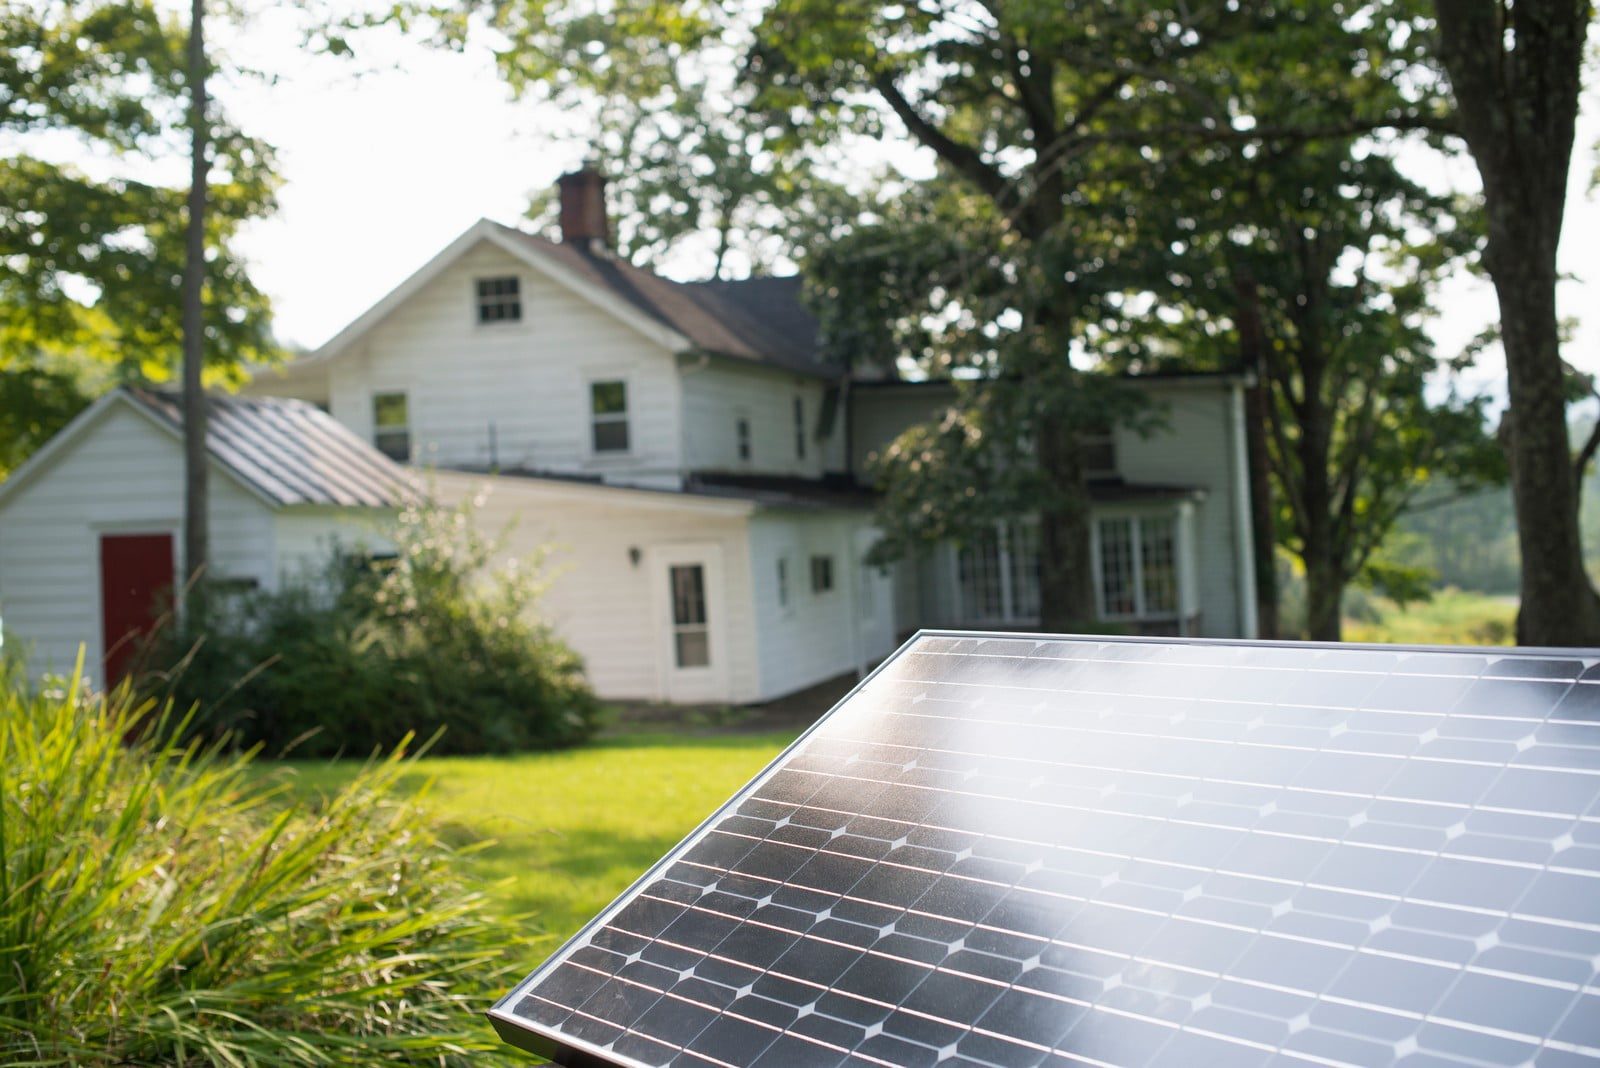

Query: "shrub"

xmin=0 ymin=663 xmax=524 ymax=1065
xmin=143 ymin=493 xmax=604 ymax=756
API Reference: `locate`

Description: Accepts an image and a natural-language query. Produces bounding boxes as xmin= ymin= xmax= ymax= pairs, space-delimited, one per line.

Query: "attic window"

xmin=372 ymin=391 xmax=410 ymax=461
xmin=476 ymin=276 xmax=521 ymax=323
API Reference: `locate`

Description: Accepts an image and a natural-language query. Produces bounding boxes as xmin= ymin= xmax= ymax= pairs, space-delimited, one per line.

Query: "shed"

xmin=0 ymin=387 xmax=412 ymax=687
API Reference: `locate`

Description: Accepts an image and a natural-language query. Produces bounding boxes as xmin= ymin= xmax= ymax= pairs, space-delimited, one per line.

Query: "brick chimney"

xmin=557 ymin=167 xmax=609 ymax=250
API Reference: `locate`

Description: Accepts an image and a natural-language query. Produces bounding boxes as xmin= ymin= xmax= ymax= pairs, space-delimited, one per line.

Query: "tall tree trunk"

xmin=1233 ymin=270 xmax=1279 ymax=638
xmin=182 ymin=0 xmax=208 ymax=584
xmin=1037 ymin=416 xmax=1096 ymax=631
xmin=1304 ymin=557 xmax=1344 ymax=643
xmin=1433 ymin=0 xmax=1600 ymax=645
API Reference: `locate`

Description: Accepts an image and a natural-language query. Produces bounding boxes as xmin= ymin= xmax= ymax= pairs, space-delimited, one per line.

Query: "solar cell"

xmin=490 ymin=632 xmax=1600 ymax=1067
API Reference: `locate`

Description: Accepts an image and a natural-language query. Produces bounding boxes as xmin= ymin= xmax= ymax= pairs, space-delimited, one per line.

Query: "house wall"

xmin=274 ymin=507 xmax=396 ymax=586
xmin=0 ymin=405 xmax=278 ymax=684
xmin=679 ymin=358 xmax=832 ymax=477
xmin=746 ymin=510 xmax=898 ymax=701
xmin=433 ymin=471 xmax=762 ymax=703
xmin=1113 ymin=379 xmax=1254 ymax=638
xmin=325 ymin=243 xmax=686 ymax=488
xmin=851 ymin=377 xmax=1256 ymax=638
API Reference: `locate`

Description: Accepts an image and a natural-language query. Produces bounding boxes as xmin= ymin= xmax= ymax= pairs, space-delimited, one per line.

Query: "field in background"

xmin=1343 ymin=587 xmax=1518 ymax=646
xmin=278 ymin=729 xmax=799 ymax=955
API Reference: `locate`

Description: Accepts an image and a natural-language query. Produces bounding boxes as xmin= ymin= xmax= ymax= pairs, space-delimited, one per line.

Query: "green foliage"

xmin=1 ymin=0 xmax=281 ymax=472
xmin=0 ymin=660 xmax=524 ymax=1065
xmin=143 ymin=494 xmax=603 ymax=757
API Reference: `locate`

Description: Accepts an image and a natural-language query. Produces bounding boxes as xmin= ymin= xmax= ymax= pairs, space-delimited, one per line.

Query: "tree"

xmin=1102 ymin=138 xmax=1503 ymax=639
xmin=0 ymin=1 xmax=278 ymax=478
xmin=183 ymin=0 xmax=209 ymax=583
xmin=1429 ymin=1 xmax=1599 ymax=645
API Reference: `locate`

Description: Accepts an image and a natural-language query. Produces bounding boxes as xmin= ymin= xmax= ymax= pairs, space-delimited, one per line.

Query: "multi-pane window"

xmin=1097 ymin=514 xmax=1180 ymax=619
xmin=372 ymin=392 xmax=410 ymax=461
xmin=793 ymin=396 xmax=806 ymax=460
xmin=737 ymin=417 xmax=751 ymax=461
xmin=475 ymin=276 xmax=521 ymax=323
xmin=590 ymin=380 xmax=629 ymax=453
xmin=670 ymin=564 xmax=710 ymax=668
xmin=956 ymin=528 xmax=1006 ymax=622
xmin=810 ymin=555 xmax=834 ymax=594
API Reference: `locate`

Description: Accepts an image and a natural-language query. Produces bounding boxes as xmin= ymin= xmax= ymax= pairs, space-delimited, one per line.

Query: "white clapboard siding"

xmin=1113 ymin=379 xmax=1254 ymax=638
xmin=328 ymin=244 xmax=684 ymax=485
xmin=747 ymin=511 xmax=896 ymax=700
xmin=274 ymin=507 xmax=397 ymax=587
xmin=680 ymin=361 xmax=832 ymax=477
xmin=433 ymin=471 xmax=762 ymax=703
xmin=0 ymin=405 xmax=276 ymax=684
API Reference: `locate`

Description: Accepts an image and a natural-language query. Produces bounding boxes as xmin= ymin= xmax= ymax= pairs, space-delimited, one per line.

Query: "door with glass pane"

xmin=649 ymin=544 xmax=728 ymax=702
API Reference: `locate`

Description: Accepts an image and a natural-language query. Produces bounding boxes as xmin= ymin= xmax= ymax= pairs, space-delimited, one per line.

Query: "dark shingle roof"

xmin=496 ymin=226 xmax=834 ymax=379
xmin=127 ymin=387 xmax=414 ymax=508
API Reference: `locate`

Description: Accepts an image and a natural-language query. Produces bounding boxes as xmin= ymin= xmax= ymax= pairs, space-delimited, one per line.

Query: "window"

xmin=1097 ymin=514 xmax=1180 ymax=619
xmin=475 ymin=276 xmax=521 ymax=323
xmin=793 ymin=396 xmax=806 ymax=460
xmin=1082 ymin=424 xmax=1116 ymax=477
xmin=810 ymin=554 xmax=834 ymax=594
xmin=372 ymin=392 xmax=410 ymax=461
xmin=670 ymin=564 xmax=710 ymax=668
xmin=776 ymin=557 xmax=790 ymax=609
xmin=737 ymin=417 xmax=752 ymax=461
xmin=590 ymin=380 xmax=629 ymax=453
xmin=956 ymin=527 xmax=1007 ymax=622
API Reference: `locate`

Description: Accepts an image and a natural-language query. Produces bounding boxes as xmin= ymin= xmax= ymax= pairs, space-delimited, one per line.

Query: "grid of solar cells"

xmin=490 ymin=634 xmax=1600 ymax=1067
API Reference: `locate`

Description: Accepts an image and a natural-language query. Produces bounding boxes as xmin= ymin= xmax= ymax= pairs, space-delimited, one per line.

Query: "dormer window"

xmin=476 ymin=276 xmax=521 ymax=323
xmin=590 ymin=380 xmax=629 ymax=453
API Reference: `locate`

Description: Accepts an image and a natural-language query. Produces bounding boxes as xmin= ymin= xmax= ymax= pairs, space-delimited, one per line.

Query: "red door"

xmin=99 ymin=533 xmax=174 ymax=686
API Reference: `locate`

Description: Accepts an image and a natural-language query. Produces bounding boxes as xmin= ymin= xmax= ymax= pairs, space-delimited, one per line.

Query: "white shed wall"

xmin=0 ymin=405 xmax=277 ymax=684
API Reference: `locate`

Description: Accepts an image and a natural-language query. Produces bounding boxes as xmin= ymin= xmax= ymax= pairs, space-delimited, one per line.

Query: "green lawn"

xmin=1343 ymin=587 xmax=1518 ymax=646
xmin=275 ymin=729 xmax=799 ymax=956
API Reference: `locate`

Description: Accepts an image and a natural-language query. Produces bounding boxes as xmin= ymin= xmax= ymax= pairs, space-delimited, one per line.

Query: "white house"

xmin=0 ymin=169 xmax=1258 ymax=704
xmin=0 ymin=388 xmax=410 ymax=685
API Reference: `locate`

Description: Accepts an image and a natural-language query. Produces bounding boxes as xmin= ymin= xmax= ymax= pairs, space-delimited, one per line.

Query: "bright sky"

xmin=199 ymin=9 xmax=1600 ymax=401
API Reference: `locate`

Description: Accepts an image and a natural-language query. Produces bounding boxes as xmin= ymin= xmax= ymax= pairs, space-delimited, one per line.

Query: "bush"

xmin=143 ymin=494 xmax=604 ymax=757
xmin=0 ymin=663 xmax=524 ymax=1065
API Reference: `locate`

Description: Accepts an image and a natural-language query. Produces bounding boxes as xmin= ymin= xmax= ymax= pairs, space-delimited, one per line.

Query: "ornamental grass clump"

xmin=0 ymin=663 xmax=523 ymax=1065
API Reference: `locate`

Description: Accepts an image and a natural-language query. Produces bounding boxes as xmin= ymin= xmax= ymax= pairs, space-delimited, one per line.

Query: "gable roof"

xmin=497 ymin=227 xmax=829 ymax=377
xmin=300 ymin=218 xmax=835 ymax=379
xmin=127 ymin=388 xmax=414 ymax=508
xmin=0 ymin=387 xmax=414 ymax=513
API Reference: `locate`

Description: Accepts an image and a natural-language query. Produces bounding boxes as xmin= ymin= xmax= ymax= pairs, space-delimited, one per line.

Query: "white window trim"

xmin=1092 ymin=508 xmax=1184 ymax=622
xmin=472 ymin=273 xmax=524 ymax=327
xmin=371 ymin=388 xmax=411 ymax=462
xmin=583 ymin=373 xmax=634 ymax=460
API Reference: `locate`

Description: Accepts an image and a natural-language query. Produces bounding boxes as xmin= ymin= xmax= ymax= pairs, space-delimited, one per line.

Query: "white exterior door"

xmin=649 ymin=543 xmax=729 ymax=703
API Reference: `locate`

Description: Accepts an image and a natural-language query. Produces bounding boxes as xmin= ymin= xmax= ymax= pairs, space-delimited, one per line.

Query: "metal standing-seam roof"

xmin=127 ymin=387 xmax=415 ymax=509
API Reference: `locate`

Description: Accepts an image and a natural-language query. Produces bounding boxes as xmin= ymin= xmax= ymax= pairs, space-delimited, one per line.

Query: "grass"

xmin=1343 ymin=587 xmax=1518 ymax=646
xmin=274 ymin=728 xmax=800 ymax=956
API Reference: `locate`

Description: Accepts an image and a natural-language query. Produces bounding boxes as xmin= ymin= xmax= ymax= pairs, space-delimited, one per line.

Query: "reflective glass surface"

xmin=491 ymin=634 xmax=1600 ymax=1067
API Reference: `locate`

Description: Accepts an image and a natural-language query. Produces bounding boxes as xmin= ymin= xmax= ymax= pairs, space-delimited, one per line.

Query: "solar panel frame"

xmin=487 ymin=629 xmax=1600 ymax=1067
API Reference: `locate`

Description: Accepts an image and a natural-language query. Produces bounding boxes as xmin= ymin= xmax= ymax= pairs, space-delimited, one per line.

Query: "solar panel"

xmin=490 ymin=632 xmax=1600 ymax=1067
